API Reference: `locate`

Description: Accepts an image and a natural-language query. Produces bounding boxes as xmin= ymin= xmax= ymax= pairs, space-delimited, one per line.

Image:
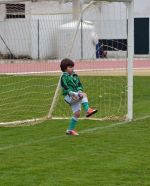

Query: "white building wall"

xmin=0 ymin=2 xmax=31 ymax=57
xmin=30 ymin=15 xmax=71 ymax=59
xmin=0 ymin=4 xmax=5 ymax=21
xmin=2 ymin=20 xmax=31 ymax=56
xmin=0 ymin=1 xmax=72 ymax=59
xmin=83 ymin=2 xmax=127 ymax=39
xmin=134 ymin=0 xmax=150 ymax=18
xmin=0 ymin=0 xmax=150 ymax=58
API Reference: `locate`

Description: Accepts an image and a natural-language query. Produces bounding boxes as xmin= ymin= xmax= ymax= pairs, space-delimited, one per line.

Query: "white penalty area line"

xmin=80 ymin=115 xmax=150 ymax=133
xmin=0 ymin=115 xmax=149 ymax=151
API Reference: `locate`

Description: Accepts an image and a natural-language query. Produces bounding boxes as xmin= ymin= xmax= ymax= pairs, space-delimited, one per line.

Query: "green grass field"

xmin=0 ymin=76 xmax=150 ymax=186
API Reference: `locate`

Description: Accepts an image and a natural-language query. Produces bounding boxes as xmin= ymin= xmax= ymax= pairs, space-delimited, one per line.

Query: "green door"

xmin=134 ymin=18 xmax=149 ymax=54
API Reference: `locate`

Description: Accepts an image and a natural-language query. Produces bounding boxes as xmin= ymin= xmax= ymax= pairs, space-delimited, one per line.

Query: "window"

xmin=6 ymin=4 xmax=25 ymax=19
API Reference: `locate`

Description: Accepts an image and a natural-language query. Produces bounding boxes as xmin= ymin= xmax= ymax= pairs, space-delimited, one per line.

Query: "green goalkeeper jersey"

xmin=60 ymin=72 xmax=83 ymax=96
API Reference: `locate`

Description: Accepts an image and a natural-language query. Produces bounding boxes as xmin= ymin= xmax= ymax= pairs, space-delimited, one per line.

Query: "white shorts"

xmin=64 ymin=95 xmax=82 ymax=113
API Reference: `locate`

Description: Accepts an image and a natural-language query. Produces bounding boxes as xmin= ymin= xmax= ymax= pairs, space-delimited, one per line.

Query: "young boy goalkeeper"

xmin=60 ymin=58 xmax=97 ymax=136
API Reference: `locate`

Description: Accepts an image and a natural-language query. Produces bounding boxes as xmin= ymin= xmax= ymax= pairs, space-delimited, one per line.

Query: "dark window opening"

xmin=6 ymin=4 xmax=25 ymax=19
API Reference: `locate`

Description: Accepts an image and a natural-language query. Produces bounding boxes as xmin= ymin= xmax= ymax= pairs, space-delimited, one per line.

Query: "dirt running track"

xmin=0 ymin=59 xmax=149 ymax=76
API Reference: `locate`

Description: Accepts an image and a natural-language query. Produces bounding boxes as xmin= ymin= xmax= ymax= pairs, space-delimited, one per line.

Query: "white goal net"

xmin=0 ymin=0 xmax=133 ymax=126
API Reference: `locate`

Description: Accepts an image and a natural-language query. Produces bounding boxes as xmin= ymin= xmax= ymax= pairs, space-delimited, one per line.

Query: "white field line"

xmin=0 ymin=115 xmax=149 ymax=151
xmin=80 ymin=115 xmax=150 ymax=133
xmin=0 ymin=68 xmax=150 ymax=75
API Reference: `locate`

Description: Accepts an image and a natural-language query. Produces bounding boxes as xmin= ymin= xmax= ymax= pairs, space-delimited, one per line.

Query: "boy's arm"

xmin=61 ymin=75 xmax=78 ymax=96
xmin=61 ymin=75 xmax=71 ymax=94
xmin=76 ymin=75 xmax=83 ymax=91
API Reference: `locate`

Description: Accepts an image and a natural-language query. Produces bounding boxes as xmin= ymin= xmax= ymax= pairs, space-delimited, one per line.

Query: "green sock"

xmin=82 ymin=102 xmax=89 ymax=112
xmin=68 ymin=117 xmax=78 ymax=130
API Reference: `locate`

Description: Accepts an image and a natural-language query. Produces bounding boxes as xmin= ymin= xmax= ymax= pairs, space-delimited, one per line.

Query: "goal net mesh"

xmin=0 ymin=1 xmax=128 ymax=125
xmin=52 ymin=1 xmax=128 ymax=120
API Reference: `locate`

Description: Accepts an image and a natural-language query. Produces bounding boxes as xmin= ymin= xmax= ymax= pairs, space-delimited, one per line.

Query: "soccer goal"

xmin=0 ymin=0 xmax=134 ymax=126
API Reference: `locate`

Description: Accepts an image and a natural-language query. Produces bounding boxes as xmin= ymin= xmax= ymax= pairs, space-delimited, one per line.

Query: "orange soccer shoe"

xmin=86 ymin=108 xmax=98 ymax=117
xmin=66 ymin=130 xmax=79 ymax=136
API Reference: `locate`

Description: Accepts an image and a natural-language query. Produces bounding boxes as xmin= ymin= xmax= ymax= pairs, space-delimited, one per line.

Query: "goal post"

xmin=0 ymin=0 xmax=134 ymax=126
xmin=49 ymin=0 xmax=134 ymax=121
xmin=127 ymin=0 xmax=134 ymax=121
xmin=50 ymin=1 xmax=133 ymax=120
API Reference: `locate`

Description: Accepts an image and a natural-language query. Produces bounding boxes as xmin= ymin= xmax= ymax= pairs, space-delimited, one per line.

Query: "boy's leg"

xmin=67 ymin=116 xmax=78 ymax=131
xmin=66 ymin=102 xmax=81 ymax=136
xmin=81 ymin=93 xmax=89 ymax=112
xmin=81 ymin=92 xmax=98 ymax=117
